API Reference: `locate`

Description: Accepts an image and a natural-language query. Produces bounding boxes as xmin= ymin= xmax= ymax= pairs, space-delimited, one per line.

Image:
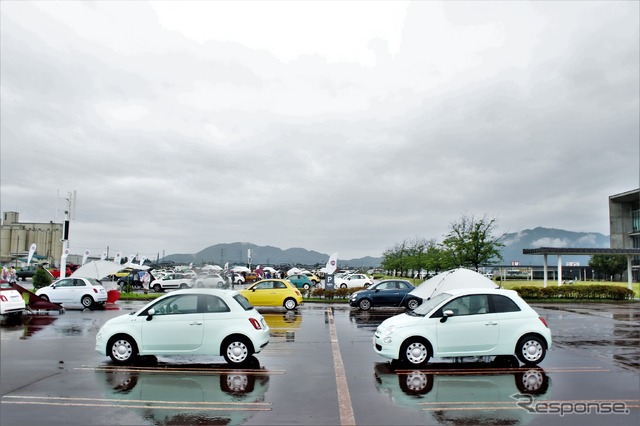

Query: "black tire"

xmin=399 ymin=371 xmax=433 ymax=395
xmin=153 ymin=284 xmax=163 ymax=293
xmin=81 ymin=295 xmax=93 ymax=309
xmin=39 ymin=294 xmax=49 ymax=302
xmin=303 ymin=283 xmax=310 ymax=290
xmin=516 ymin=335 xmax=547 ymax=365
xmin=180 ymin=283 xmax=188 ymax=289
xmin=406 ymin=298 xmax=420 ymax=310
xmin=340 ymin=284 xmax=347 ymax=289
xmin=401 ymin=338 xmax=431 ymax=366
xmin=223 ymin=336 xmax=252 ymax=365
xmin=358 ymin=298 xmax=372 ymax=311
xmin=284 ymin=298 xmax=297 ymax=310
xmin=108 ymin=335 xmax=138 ymax=364
xmin=515 ymin=368 xmax=550 ymax=395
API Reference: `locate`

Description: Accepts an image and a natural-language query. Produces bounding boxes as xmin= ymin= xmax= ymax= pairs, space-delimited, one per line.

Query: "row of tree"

xmin=381 ymin=214 xmax=505 ymax=276
xmin=381 ymin=213 xmax=629 ymax=280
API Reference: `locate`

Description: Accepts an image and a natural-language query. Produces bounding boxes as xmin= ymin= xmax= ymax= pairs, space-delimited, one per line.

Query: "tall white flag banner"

xmin=27 ymin=243 xmax=37 ymax=265
xmin=323 ymin=252 xmax=339 ymax=275
xmin=114 ymin=252 xmax=122 ymax=265
xmin=60 ymin=248 xmax=70 ymax=279
xmin=82 ymin=250 xmax=90 ymax=265
xmin=139 ymin=256 xmax=147 ymax=266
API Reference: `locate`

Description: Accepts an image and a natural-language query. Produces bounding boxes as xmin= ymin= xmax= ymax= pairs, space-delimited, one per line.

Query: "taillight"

xmin=538 ymin=316 xmax=549 ymax=328
xmin=295 ymin=290 xmax=301 ymax=296
xmin=93 ymin=288 xmax=98 ymax=294
xmin=249 ymin=317 xmax=262 ymax=330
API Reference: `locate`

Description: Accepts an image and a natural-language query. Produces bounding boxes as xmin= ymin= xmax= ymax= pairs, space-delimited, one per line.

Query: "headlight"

xmin=96 ymin=332 xmax=102 ymax=341
xmin=383 ymin=325 xmax=396 ymax=336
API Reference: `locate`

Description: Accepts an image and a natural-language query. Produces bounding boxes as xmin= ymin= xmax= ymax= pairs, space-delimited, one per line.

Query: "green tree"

xmin=589 ymin=254 xmax=627 ymax=280
xmin=441 ymin=213 xmax=504 ymax=271
xmin=32 ymin=267 xmax=52 ymax=290
xmin=381 ymin=240 xmax=410 ymax=276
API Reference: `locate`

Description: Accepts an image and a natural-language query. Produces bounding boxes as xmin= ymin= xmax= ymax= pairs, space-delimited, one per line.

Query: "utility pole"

xmin=59 ymin=190 xmax=76 ymax=278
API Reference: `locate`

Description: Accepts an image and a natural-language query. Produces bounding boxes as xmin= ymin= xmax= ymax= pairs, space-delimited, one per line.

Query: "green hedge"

xmin=514 ymin=285 xmax=634 ymax=301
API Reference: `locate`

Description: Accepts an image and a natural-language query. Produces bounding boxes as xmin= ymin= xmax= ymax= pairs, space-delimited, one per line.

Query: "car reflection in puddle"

xmin=262 ymin=310 xmax=302 ymax=342
xmin=95 ymin=356 xmax=270 ymax=424
xmin=374 ymin=356 xmax=550 ymax=425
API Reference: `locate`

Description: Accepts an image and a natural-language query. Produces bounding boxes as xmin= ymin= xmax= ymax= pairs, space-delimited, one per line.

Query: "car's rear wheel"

xmin=303 ymin=283 xmax=310 ymax=290
xmin=81 ymin=295 xmax=94 ymax=309
xmin=358 ymin=298 xmax=372 ymax=311
xmin=284 ymin=298 xmax=297 ymax=310
xmin=108 ymin=336 xmax=138 ymax=364
xmin=153 ymin=284 xmax=163 ymax=293
xmin=516 ymin=335 xmax=546 ymax=365
xmin=39 ymin=294 xmax=49 ymax=302
xmin=406 ymin=298 xmax=420 ymax=310
xmin=340 ymin=284 xmax=347 ymax=289
xmin=401 ymin=338 xmax=431 ymax=366
xmin=223 ymin=337 xmax=252 ymax=364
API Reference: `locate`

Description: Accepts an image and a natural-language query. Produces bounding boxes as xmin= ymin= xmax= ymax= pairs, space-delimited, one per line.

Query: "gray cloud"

xmin=1 ymin=1 xmax=638 ymax=260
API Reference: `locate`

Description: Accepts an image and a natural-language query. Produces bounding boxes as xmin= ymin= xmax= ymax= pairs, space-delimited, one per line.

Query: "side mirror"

xmin=440 ymin=309 xmax=454 ymax=323
xmin=146 ymin=308 xmax=155 ymax=321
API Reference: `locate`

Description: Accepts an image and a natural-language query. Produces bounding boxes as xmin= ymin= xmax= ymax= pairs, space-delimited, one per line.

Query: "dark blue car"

xmin=349 ymin=279 xmax=421 ymax=311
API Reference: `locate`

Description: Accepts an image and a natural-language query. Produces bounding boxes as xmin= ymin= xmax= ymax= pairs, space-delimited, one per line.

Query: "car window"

xmin=491 ymin=294 xmax=521 ymax=313
xmin=255 ymin=281 xmax=273 ymax=290
xmin=397 ymin=282 xmax=409 ymax=290
xmin=73 ymin=279 xmax=86 ymax=287
xmin=233 ymin=294 xmax=254 ymax=311
xmin=150 ymin=294 xmax=199 ymax=316
xmin=56 ymin=279 xmax=73 ymax=287
xmin=439 ymin=295 xmax=489 ymax=316
xmin=201 ymin=295 xmax=230 ymax=313
xmin=274 ymin=281 xmax=287 ymax=289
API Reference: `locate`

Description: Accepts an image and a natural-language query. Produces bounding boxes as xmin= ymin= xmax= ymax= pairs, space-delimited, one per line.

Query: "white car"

xmin=374 ymin=287 xmax=552 ymax=366
xmin=36 ymin=277 xmax=108 ymax=309
xmin=150 ymin=273 xmax=195 ymax=292
xmin=0 ymin=280 xmax=26 ymax=318
xmin=195 ymin=273 xmax=227 ymax=288
xmin=336 ymin=273 xmax=373 ymax=289
xmin=95 ymin=289 xmax=270 ymax=365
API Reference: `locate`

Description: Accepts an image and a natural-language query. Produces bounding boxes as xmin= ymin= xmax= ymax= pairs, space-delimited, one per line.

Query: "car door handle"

xmin=190 ymin=321 xmax=203 ymax=326
xmin=485 ymin=321 xmax=498 ymax=326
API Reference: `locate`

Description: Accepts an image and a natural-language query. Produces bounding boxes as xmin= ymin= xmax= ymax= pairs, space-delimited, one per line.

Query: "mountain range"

xmin=162 ymin=227 xmax=610 ymax=268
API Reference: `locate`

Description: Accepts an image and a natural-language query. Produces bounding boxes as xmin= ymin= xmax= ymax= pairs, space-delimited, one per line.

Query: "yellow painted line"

xmin=327 ymin=308 xmax=356 ymax=425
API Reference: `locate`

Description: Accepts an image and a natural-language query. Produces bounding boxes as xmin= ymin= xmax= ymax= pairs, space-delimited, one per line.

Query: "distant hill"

xmin=161 ymin=227 xmax=610 ymax=269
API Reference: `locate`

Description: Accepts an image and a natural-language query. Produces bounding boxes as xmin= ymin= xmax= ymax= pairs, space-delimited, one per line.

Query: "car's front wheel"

xmin=153 ymin=284 xmax=163 ymax=293
xmin=108 ymin=336 xmax=138 ymax=364
xmin=340 ymin=284 xmax=347 ymax=289
xmin=223 ymin=336 xmax=252 ymax=365
xmin=406 ymin=298 xmax=420 ymax=310
xmin=358 ymin=298 xmax=372 ymax=311
xmin=303 ymin=283 xmax=310 ymax=290
xmin=81 ymin=295 xmax=94 ymax=309
xmin=284 ymin=298 xmax=298 ymax=310
xmin=180 ymin=283 xmax=189 ymax=289
xmin=516 ymin=335 xmax=546 ymax=365
xmin=39 ymin=294 xmax=50 ymax=302
xmin=401 ymin=338 xmax=431 ymax=366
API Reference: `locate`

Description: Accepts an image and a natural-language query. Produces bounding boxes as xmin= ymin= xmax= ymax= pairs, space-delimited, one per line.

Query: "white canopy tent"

xmin=71 ymin=260 xmax=127 ymax=280
xmin=409 ymin=268 xmax=498 ymax=300
xmin=202 ymin=265 xmax=222 ymax=271
xmin=287 ymin=267 xmax=302 ymax=276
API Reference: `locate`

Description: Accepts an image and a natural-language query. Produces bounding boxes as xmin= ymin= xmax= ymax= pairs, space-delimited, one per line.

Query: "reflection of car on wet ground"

xmin=373 ymin=360 xmax=550 ymax=425
xmin=95 ymin=359 xmax=270 ymax=425
xmin=95 ymin=289 xmax=270 ymax=365
xmin=349 ymin=279 xmax=420 ymax=311
xmin=374 ymin=288 xmax=552 ymax=366
xmin=35 ymin=277 xmax=108 ymax=309
xmin=240 ymin=279 xmax=303 ymax=310
xmin=262 ymin=311 xmax=302 ymax=341
xmin=0 ymin=280 xmax=26 ymax=318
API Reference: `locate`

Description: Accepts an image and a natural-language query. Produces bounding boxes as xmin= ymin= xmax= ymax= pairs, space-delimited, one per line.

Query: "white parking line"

xmin=327 ymin=307 xmax=355 ymax=425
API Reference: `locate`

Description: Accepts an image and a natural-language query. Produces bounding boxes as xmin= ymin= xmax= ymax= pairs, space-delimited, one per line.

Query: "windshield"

xmin=409 ymin=292 xmax=452 ymax=316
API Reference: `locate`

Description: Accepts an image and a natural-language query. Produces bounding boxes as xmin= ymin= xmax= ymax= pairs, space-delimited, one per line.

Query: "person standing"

xmin=230 ymin=270 xmax=236 ymax=289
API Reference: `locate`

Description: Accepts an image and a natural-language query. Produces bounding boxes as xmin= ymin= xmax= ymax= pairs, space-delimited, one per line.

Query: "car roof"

xmin=442 ymin=287 xmax=517 ymax=297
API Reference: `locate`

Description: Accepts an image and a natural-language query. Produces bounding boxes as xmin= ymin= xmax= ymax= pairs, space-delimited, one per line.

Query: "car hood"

xmin=380 ymin=312 xmax=423 ymax=329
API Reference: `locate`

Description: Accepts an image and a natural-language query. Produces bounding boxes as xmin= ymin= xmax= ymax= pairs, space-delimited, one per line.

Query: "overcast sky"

xmin=1 ymin=1 xmax=638 ymax=261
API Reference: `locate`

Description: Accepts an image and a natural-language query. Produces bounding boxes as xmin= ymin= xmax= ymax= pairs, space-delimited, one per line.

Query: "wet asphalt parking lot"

xmin=1 ymin=283 xmax=639 ymax=426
